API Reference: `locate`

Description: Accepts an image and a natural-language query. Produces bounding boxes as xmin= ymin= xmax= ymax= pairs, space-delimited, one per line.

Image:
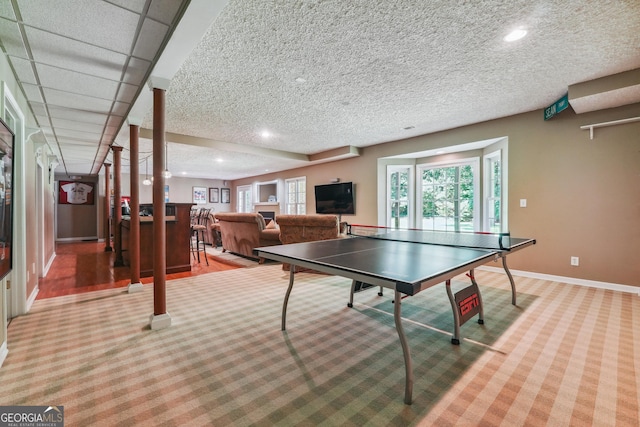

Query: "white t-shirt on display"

xmin=61 ymin=182 xmax=93 ymax=204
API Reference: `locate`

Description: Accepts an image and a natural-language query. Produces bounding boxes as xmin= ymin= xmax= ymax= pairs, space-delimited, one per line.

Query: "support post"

xmin=103 ymin=163 xmax=112 ymax=252
xmin=128 ymin=121 xmax=143 ymax=293
xmin=149 ymin=79 xmax=171 ymax=330
xmin=112 ymin=146 xmax=124 ymax=267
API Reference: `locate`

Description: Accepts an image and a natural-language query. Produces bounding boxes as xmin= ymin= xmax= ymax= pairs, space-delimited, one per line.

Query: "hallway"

xmin=36 ymin=241 xmax=240 ymax=299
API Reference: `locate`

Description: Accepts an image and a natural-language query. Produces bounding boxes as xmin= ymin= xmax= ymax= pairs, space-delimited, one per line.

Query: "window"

xmin=285 ymin=177 xmax=306 ymax=214
xmin=387 ymin=166 xmax=410 ymax=229
xmin=418 ymin=159 xmax=479 ymax=232
xmin=382 ymin=138 xmax=507 ymax=232
xmin=484 ymin=151 xmax=502 ymax=232
xmin=237 ymin=185 xmax=252 ymax=213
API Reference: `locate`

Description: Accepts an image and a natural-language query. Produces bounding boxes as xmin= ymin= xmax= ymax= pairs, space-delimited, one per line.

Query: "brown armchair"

xmin=275 ymin=214 xmax=341 ymax=270
xmin=214 ymin=212 xmax=281 ymax=262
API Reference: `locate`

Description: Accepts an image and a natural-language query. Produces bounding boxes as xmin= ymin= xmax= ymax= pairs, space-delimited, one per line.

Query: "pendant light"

xmin=162 ymin=142 xmax=172 ymax=179
xmin=142 ymin=157 xmax=151 ymax=185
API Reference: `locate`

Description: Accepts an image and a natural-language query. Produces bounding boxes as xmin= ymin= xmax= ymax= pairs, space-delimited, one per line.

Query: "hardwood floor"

xmin=36 ymin=241 xmax=240 ymax=300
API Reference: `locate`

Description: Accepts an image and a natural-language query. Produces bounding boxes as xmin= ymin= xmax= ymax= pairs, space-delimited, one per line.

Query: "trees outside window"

xmin=387 ymin=167 xmax=410 ymax=229
xmin=418 ymin=160 xmax=478 ymax=232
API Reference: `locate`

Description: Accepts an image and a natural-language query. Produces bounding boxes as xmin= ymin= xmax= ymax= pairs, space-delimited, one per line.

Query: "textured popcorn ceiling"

xmin=2 ymin=0 xmax=640 ymax=179
xmin=137 ymin=0 xmax=640 ymax=179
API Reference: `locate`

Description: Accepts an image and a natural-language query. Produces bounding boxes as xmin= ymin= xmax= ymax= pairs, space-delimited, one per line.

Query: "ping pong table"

xmin=256 ymin=226 xmax=535 ymax=404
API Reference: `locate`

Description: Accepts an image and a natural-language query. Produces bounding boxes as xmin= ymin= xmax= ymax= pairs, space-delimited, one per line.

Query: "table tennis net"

xmin=347 ymin=224 xmax=513 ymax=251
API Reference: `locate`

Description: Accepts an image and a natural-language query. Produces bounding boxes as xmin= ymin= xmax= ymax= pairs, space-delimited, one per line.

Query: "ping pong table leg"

xmin=467 ymin=269 xmax=484 ymax=325
xmin=501 ymin=255 xmax=517 ymax=305
xmin=281 ymin=266 xmax=296 ymax=331
xmin=348 ymin=280 xmax=356 ymax=308
xmin=445 ymin=280 xmax=461 ymax=345
xmin=348 ymin=281 xmax=384 ymax=308
xmin=393 ymin=289 xmax=413 ymax=405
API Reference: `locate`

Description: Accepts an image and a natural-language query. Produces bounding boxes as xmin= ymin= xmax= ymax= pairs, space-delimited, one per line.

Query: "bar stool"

xmin=190 ymin=208 xmax=209 ymax=265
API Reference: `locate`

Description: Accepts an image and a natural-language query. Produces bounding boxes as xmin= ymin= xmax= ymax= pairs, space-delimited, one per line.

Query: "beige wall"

xmin=121 ymin=174 xmax=232 ymax=214
xmin=87 ymin=174 xmax=231 ymax=241
xmin=234 ymin=103 xmax=640 ymax=288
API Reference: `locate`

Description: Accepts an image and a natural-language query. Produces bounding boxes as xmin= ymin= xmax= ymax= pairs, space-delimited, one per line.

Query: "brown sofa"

xmin=214 ymin=212 xmax=281 ymax=262
xmin=276 ymin=214 xmax=342 ymax=270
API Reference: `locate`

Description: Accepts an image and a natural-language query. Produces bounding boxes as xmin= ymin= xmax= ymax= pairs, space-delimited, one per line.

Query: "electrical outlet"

xmin=570 ymin=256 xmax=579 ymax=266
xmin=520 ymin=199 xmax=527 ymax=208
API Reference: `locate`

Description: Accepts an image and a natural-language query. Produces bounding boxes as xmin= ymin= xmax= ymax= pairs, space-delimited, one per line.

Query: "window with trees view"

xmin=418 ymin=160 xmax=479 ymax=232
xmin=388 ymin=167 xmax=410 ymax=228
xmin=484 ymin=151 xmax=501 ymax=233
xmin=385 ymin=143 xmax=506 ymax=232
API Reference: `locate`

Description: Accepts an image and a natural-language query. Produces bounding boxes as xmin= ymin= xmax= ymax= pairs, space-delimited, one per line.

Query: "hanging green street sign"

xmin=544 ymin=93 xmax=569 ymax=120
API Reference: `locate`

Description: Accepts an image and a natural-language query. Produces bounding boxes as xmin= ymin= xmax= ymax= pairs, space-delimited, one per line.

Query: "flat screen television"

xmin=0 ymin=117 xmax=14 ymax=281
xmin=315 ymin=182 xmax=355 ymax=215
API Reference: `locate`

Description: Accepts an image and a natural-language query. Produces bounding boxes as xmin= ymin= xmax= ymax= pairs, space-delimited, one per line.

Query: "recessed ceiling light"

xmin=295 ymin=77 xmax=306 ymax=83
xmin=261 ymin=130 xmax=270 ymax=138
xmin=504 ymin=28 xmax=527 ymax=42
xmin=215 ymin=158 xmax=223 ymax=163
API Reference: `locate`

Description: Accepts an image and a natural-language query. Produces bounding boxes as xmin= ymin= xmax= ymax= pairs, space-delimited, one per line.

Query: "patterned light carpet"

xmin=1 ymin=266 xmax=638 ymax=426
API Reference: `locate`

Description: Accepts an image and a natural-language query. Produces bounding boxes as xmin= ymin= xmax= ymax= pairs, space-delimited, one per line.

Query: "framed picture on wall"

xmin=209 ymin=187 xmax=219 ymax=203
xmin=59 ymin=180 xmax=95 ymax=205
xmin=221 ymin=188 xmax=230 ymax=203
xmin=193 ymin=186 xmax=207 ymax=204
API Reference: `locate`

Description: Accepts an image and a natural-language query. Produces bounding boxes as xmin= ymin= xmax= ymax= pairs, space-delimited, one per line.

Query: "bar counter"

xmin=120 ymin=203 xmax=193 ymax=277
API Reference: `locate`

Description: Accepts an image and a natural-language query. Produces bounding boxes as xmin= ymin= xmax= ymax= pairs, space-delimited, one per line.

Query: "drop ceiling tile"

xmin=57 ymin=139 xmax=98 ymax=147
xmin=107 ymin=115 xmax=125 ymax=129
xmin=45 ymin=105 xmax=109 ymax=126
xmin=148 ymin=0 xmax=186 ymax=25
xmin=35 ymin=116 xmax=52 ymax=129
xmin=122 ymin=57 xmax=152 ymax=86
xmin=107 ymin=0 xmax=146 ymax=14
xmin=50 ymin=117 xmax=105 ymax=134
xmin=0 ymin=19 xmax=28 ymax=58
xmin=62 ymin=146 xmax=98 ymax=155
xmin=25 ymin=27 xmax=127 ymax=81
xmin=111 ymin=101 xmax=131 ymax=118
xmin=63 ymin=158 xmax=98 ymax=169
xmin=7 ymin=56 xmax=37 ymax=84
xmin=42 ymin=88 xmax=114 ymax=114
xmin=21 ymin=83 xmax=43 ymax=103
xmin=132 ymin=18 xmax=169 ymax=61
xmin=116 ymin=82 xmax=139 ymax=104
xmin=36 ymin=63 xmax=120 ymax=100
xmin=105 ymin=125 xmax=120 ymax=138
xmin=16 ymin=0 xmax=139 ymax=54
xmin=0 ymin=3 xmax=16 ymax=19
xmin=30 ymin=101 xmax=47 ymax=115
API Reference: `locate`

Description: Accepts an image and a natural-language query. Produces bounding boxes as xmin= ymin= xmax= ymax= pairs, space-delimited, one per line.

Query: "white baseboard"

xmin=26 ymin=285 xmax=39 ymax=312
xmin=43 ymin=252 xmax=56 ymax=276
xmin=0 ymin=340 xmax=7 ymax=368
xmin=479 ymin=266 xmax=640 ymax=296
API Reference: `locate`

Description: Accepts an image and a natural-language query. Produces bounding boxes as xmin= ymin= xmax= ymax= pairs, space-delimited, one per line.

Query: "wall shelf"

xmin=580 ymin=116 xmax=640 ymax=139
